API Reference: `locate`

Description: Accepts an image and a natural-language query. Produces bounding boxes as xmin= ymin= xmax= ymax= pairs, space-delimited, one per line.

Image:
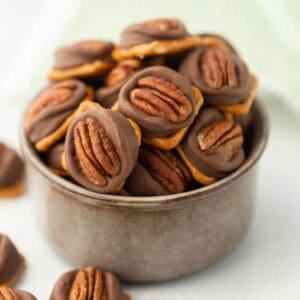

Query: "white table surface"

xmin=0 ymin=1 xmax=300 ymax=299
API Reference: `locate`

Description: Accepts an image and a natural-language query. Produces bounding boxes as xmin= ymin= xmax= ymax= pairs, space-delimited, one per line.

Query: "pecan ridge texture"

xmin=105 ymin=58 xmax=141 ymax=87
xmin=69 ymin=267 xmax=106 ymax=300
xmin=197 ymin=119 xmax=243 ymax=161
xmin=139 ymin=146 xmax=191 ymax=194
xmin=0 ymin=287 xmax=21 ymax=300
xmin=130 ymin=76 xmax=192 ymax=123
xmin=73 ymin=117 xmax=121 ymax=187
xmin=27 ymin=80 xmax=79 ymax=125
xmin=200 ymin=48 xmax=239 ymax=89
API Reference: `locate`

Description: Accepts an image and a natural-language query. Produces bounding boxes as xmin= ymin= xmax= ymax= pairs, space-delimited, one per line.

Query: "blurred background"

xmin=0 ymin=0 xmax=299 ymax=299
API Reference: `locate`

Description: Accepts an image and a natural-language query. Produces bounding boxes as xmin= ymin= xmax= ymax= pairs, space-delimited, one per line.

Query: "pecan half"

xmin=144 ymin=18 xmax=179 ymax=31
xmin=69 ymin=267 xmax=106 ymax=300
xmin=139 ymin=146 xmax=191 ymax=194
xmin=197 ymin=119 xmax=243 ymax=160
xmin=0 ymin=287 xmax=20 ymax=300
xmin=105 ymin=58 xmax=141 ymax=87
xmin=73 ymin=117 xmax=121 ymax=187
xmin=26 ymin=81 xmax=78 ymax=125
xmin=130 ymin=76 xmax=192 ymax=123
xmin=200 ymin=49 xmax=239 ymax=89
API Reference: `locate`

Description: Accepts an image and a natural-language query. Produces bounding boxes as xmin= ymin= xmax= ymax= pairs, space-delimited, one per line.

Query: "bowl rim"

xmin=20 ymin=101 xmax=269 ymax=208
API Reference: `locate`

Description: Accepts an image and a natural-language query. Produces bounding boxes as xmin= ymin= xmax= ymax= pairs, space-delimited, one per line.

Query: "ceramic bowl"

xmin=20 ymin=101 xmax=268 ymax=282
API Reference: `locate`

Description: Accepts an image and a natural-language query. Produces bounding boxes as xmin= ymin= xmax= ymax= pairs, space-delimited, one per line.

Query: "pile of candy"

xmin=25 ymin=18 xmax=258 ymax=196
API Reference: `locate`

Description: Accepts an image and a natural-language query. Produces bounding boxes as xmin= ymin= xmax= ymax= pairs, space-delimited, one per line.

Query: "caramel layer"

xmin=48 ymin=60 xmax=114 ymax=81
xmin=112 ymin=35 xmax=231 ymax=60
xmin=177 ymin=146 xmax=216 ymax=185
xmin=216 ymin=75 xmax=258 ymax=115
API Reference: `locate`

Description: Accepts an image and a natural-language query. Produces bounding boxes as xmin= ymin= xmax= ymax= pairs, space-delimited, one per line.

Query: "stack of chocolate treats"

xmin=26 ymin=18 xmax=258 ymax=196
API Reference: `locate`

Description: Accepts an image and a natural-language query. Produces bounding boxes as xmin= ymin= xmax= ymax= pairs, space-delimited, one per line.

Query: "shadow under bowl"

xmin=20 ymin=101 xmax=268 ymax=282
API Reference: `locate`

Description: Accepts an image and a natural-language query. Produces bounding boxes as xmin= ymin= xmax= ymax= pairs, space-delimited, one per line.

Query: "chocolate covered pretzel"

xmin=178 ymin=107 xmax=245 ymax=185
xmin=179 ymin=47 xmax=258 ymax=114
xmin=96 ymin=58 xmax=142 ymax=108
xmin=0 ymin=143 xmax=25 ymax=198
xmin=65 ymin=109 xmax=140 ymax=193
xmin=113 ymin=18 xmax=231 ymax=60
xmin=26 ymin=80 xmax=96 ymax=152
xmin=0 ymin=234 xmax=24 ymax=286
xmin=48 ymin=40 xmax=114 ymax=81
xmin=49 ymin=267 xmax=126 ymax=300
xmin=47 ymin=142 xmax=68 ymax=176
xmin=119 ymin=66 xmax=203 ymax=150
xmin=126 ymin=145 xmax=192 ymax=196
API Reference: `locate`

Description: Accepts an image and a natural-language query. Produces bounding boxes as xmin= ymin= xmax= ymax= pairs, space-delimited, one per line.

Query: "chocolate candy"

xmin=0 ymin=287 xmax=36 ymax=300
xmin=65 ymin=109 xmax=140 ymax=193
xmin=47 ymin=143 xmax=68 ymax=176
xmin=119 ymin=66 xmax=197 ymax=139
xmin=179 ymin=47 xmax=258 ymax=114
xmin=119 ymin=18 xmax=190 ymax=49
xmin=48 ymin=40 xmax=114 ymax=81
xmin=0 ymin=143 xmax=24 ymax=198
xmin=112 ymin=18 xmax=207 ymax=60
xmin=96 ymin=58 xmax=142 ymax=108
xmin=235 ymin=108 xmax=253 ymax=133
xmin=126 ymin=145 xmax=192 ymax=196
xmin=49 ymin=267 xmax=125 ymax=300
xmin=0 ymin=233 xmax=24 ymax=286
xmin=26 ymin=18 xmax=259 ymax=194
xmin=178 ymin=107 xmax=245 ymax=185
xmin=26 ymin=80 xmax=94 ymax=152
xmin=112 ymin=18 xmax=236 ymax=61
xmin=95 ymin=56 xmax=187 ymax=109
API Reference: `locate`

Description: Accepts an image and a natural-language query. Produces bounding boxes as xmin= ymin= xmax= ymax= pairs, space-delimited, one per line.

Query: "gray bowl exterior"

xmin=21 ymin=102 xmax=268 ymax=282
